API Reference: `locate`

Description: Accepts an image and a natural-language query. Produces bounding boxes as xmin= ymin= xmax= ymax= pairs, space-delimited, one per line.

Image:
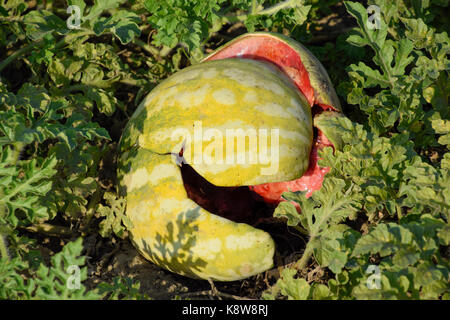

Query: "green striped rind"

xmin=203 ymin=32 xmax=342 ymax=111
xmin=119 ymin=149 xmax=275 ymax=281
xmin=120 ymin=58 xmax=313 ymax=187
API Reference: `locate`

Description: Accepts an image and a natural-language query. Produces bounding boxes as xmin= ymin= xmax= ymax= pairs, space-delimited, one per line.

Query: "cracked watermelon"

xmin=118 ymin=32 xmax=341 ymax=281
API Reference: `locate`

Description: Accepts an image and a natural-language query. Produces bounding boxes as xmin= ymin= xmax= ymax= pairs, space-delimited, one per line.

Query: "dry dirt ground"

xmin=78 ymin=219 xmax=333 ymax=300
xmin=86 ymin=235 xmax=274 ymax=300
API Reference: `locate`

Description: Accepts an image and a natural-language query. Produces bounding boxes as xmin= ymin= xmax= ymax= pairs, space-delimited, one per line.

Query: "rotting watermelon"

xmin=117 ymin=32 xmax=341 ymax=281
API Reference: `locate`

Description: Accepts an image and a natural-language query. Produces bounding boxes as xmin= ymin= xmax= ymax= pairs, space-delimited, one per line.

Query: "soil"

xmin=80 ymin=220 xmax=329 ymax=300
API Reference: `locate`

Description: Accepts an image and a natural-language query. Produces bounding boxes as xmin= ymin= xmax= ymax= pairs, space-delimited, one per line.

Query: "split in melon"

xmin=117 ymin=32 xmax=342 ymax=281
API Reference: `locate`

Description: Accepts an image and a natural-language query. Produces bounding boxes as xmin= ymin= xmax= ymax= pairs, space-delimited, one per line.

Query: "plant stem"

xmin=222 ymin=0 xmax=300 ymax=25
xmin=396 ymin=203 xmax=403 ymax=220
xmin=119 ymin=77 xmax=146 ymax=86
xmin=0 ymin=30 xmax=93 ymax=73
xmin=133 ymin=38 xmax=161 ymax=58
xmin=81 ymin=188 xmax=103 ymax=234
xmin=221 ymin=14 xmax=247 ymax=25
xmin=0 ymin=234 xmax=10 ymax=261
xmin=0 ymin=42 xmax=39 ymax=73
xmin=22 ymin=223 xmax=74 ymax=237
xmin=294 ymin=240 xmax=314 ymax=271
xmin=11 ymin=142 xmax=25 ymax=163
xmin=292 ymin=225 xmax=309 ymax=236
xmin=358 ymin=24 xmax=395 ymax=88
xmin=0 ymin=16 xmax=23 ymax=22
xmin=251 ymin=0 xmax=258 ymax=14
xmin=64 ymin=84 xmax=88 ymax=94
xmin=258 ymin=0 xmax=300 ymax=16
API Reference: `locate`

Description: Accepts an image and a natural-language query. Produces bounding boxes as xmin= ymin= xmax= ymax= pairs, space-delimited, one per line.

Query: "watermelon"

xmin=117 ymin=32 xmax=341 ymax=281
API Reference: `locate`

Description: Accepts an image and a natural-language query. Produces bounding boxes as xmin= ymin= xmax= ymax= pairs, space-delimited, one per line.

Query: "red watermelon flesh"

xmin=249 ymin=126 xmax=333 ymax=209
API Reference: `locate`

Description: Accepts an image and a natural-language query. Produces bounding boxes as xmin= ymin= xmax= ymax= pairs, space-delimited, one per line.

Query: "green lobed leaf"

xmin=33 ymin=238 xmax=101 ymax=299
xmin=97 ymin=192 xmax=130 ymax=238
xmin=275 ymin=268 xmax=311 ymax=300
xmin=0 ymin=151 xmax=58 ymax=228
xmin=273 ymin=201 xmax=302 ymax=226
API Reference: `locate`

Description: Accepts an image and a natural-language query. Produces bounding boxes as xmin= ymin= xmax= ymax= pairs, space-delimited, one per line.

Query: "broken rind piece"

xmin=203 ymin=32 xmax=341 ymax=111
xmin=119 ymin=149 xmax=275 ymax=281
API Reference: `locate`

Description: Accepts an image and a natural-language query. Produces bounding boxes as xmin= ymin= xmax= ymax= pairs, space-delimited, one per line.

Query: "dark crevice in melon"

xmin=180 ymin=163 xmax=275 ymax=225
xmin=180 ymin=160 xmax=311 ymax=270
xmin=179 ymin=103 xmax=336 ymax=223
xmin=311 ymin=104 xmax=326 ymax=117
xmin=179 ymin=162 xmax=309 ymax=259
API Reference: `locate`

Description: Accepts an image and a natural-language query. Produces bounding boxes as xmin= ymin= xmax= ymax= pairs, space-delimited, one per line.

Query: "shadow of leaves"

xmin=140 ymin=207 xmax=207 ymax=278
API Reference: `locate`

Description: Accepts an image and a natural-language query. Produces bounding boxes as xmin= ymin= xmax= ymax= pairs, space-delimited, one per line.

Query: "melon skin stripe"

xmin=119 ymin=149 xmax=275 ymax=281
